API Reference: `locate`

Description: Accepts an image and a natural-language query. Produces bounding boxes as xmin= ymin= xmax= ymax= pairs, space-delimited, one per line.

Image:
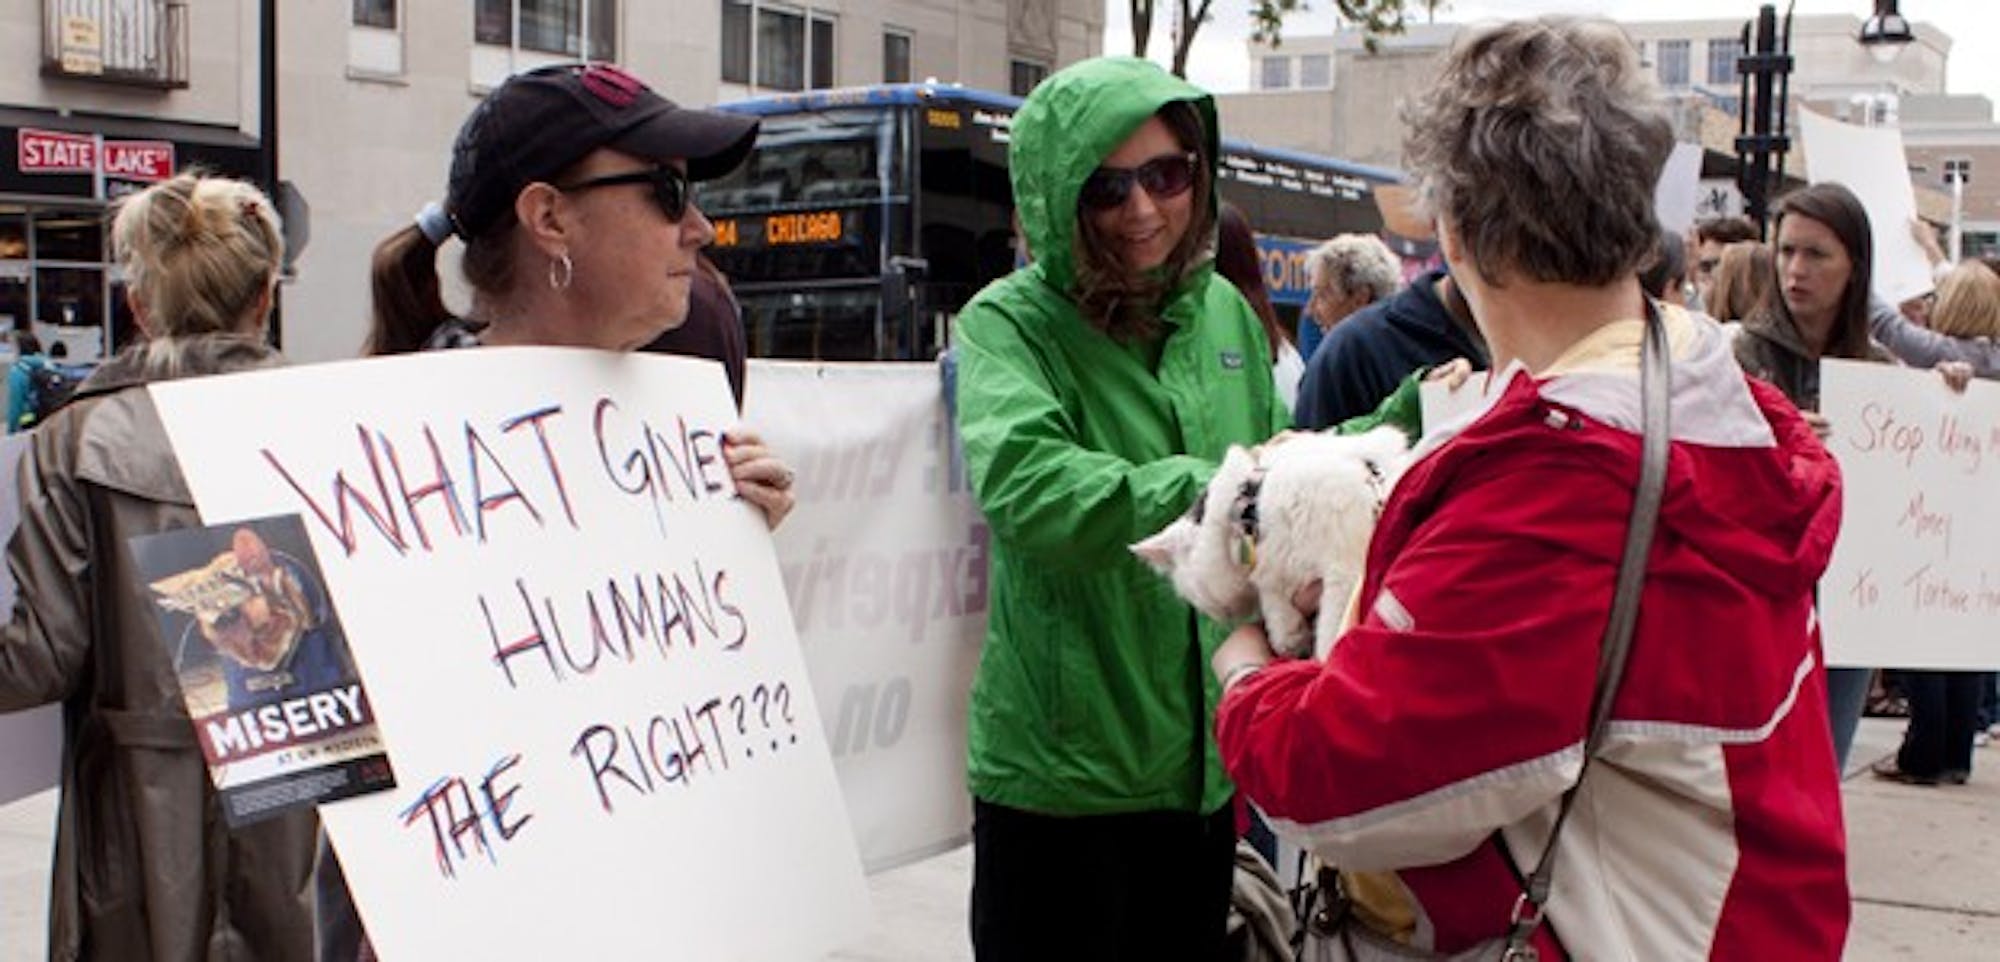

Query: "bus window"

xmin=917 ymin=105 xmax=1015 ymax=343
xmin=700 ymin=109 xmax=896 ymax=212
xmin=739 ymin=286 xmax=885 ymax=361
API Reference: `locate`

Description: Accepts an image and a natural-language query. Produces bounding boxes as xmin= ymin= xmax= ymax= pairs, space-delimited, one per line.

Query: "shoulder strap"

xmin=1504 ymin=302 xmax=1672 ymax=954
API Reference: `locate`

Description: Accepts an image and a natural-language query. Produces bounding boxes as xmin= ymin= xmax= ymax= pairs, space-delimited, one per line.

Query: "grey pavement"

xmin=3 ymin=717 xmax=1995 ymax=960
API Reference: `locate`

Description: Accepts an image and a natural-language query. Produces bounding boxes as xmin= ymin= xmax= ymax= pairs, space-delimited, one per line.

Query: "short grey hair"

xmin=1307 ymin=234 xmax=1401 ymax=302
xmin=1402 ymin=16 xmax=1672 ymax=287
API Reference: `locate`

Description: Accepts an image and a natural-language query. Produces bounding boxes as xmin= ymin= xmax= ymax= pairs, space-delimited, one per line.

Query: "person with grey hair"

xmin=1291 ymin=257 xmax=1485 ymax=429
xmin=1213 ymin=16 xmax=1847 ymax=959
xmin=1305 ymin=234 xmax=1401 ymax=337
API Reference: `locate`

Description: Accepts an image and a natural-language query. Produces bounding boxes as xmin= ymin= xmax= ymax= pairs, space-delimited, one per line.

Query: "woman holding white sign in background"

xmin=1732 ymin=182 xmax=1972 ymax=769
xmin=0 ymin=173 xmax=320 ymax=960
xmin=1871 ymin=261 xmax=2000 ymax=786
xmin=366 ymin=62 xmax=793 ymax=529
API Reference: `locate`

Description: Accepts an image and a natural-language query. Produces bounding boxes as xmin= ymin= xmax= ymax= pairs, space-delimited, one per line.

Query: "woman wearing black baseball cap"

xmin=363 ymin=62 xmax=793 ymax=529
xmin=327 ymin=62 xmax=792 ymax=961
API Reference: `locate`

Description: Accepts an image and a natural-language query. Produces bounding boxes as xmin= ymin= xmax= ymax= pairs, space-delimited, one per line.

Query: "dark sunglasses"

xmin=556 ymin=166 xmax=691 ymax=221
xmin=1079 ymin=152 xmax=1198 ymax=211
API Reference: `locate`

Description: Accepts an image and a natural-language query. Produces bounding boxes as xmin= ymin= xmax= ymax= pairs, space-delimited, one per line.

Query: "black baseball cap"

xmin=444 ymin=63 xmax=759 ymax=239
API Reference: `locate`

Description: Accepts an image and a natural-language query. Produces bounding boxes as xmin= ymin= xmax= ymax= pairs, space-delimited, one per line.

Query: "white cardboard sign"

xmin=149 ymin=348 xmax=867 ymax=961
xmin=1653 ymin=142 xmax=1705 ymax=236
xmin=1821 ymin=359 xmax=2000 ymax=669
xmin=746 ymin=361 xmax=984 ymax=871
xmin=1799 ymin=108 xmax=1934 ymax=306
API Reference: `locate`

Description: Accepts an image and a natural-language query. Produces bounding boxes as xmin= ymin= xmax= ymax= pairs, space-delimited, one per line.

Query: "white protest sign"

xmin=149 ymin=348 xmax=867 ymax=961
xmin=1821 ymin=359 xmax=2000 ymax=669
xmin=1417 ymin=372 xmax=1503 ymax=443
xmin=1798 ymin=108 xmax=1934 ymax=305
xmin=0 ymin=431 xmax=63 ymax=808
xmin=1653 ymin=142 xmax=1705 ymax=236
xmin=746 ymin=361 xmax=984 ymax=871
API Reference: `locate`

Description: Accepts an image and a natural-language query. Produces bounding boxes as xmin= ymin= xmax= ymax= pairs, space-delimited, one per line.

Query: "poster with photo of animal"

xmin=129 ymin=513 xmax=395 ymax=826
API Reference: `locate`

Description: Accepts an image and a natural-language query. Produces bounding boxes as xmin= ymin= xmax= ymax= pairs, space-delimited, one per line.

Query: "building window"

xmin=1299 ymin=54 xmax=1330 ymax=88
xmin=721 ymin=0 xmax=750 ymax=83
xmin=41 ymin=0 xmax=191 ymax=88
xmin=1010 ymin=60 xmax=1048 ymax=97
xmin=1260 ymin=56 xmax=1291 ymax=90
xmin=1706 ymin=37 xmax=1741 ymax=86
xmin=352 ymin=0 xmax=395 ymax=28
xmin=350 ymin=0 xmax=402 ymax=74
xmin=721 ymin=2 xmax=834 ymax=90
xmin=883 ymin=31 xmax=911 ymax=84
xmin=811 ymin=15 xmax=834 ymax=89
xmin=1656 ymin=39 xmax=1690 ymax=89
xmin=0 ymin=206 xmax=114 ymax=363
xmin=473 ymin=0 xmax=617 ymax=61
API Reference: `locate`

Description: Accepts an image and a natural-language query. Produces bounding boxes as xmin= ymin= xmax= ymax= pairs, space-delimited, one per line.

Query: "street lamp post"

xmin=1944 ymin=158 xmax=1971 ymax=263
xmin=1735 ymin=3 xmax=1794 ymax=239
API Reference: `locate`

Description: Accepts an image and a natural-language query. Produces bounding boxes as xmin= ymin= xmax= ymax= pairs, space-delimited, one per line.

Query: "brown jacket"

xmin=1735 ymin=308 xmax=1896 ymax=410
xmin=0 ymin=336 xmax=318 ymax=962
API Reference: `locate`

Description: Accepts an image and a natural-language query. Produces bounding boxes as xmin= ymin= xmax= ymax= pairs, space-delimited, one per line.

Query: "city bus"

xmin=702 ymin=83 xmax=1404 ymax=361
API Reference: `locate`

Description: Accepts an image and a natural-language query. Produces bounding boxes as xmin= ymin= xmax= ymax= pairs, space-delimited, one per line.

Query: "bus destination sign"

xmin=710 ymin=210 xmax=851 ymax=250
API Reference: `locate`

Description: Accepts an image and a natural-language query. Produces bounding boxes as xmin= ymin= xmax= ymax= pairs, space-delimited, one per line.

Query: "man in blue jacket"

xmin=1293 ymin=267 xmax=1488 ymax=429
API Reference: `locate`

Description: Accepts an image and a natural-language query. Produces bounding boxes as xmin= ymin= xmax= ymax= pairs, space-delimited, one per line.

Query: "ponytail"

xmin=365 ymin=225 xmax=449 ymax=355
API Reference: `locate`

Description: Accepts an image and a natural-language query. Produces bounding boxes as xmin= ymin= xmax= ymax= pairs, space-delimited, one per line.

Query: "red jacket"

xmin=1218 ymin=314 xmax=1849 ymax=960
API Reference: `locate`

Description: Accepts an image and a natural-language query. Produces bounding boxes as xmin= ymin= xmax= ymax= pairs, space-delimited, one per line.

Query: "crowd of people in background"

xmin=6 ymin=10 xmax=2000 ymax=962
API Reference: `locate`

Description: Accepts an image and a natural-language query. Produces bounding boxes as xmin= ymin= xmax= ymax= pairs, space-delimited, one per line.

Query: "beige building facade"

xmin=1225 ymin=15 xmax=1952 ymax=169
xmin=0 ymin=0 xmax=1101 ymax=365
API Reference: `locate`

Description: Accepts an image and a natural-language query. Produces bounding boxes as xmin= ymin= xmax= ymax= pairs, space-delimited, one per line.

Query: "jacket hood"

xmin=1534 ymin=310 xmax=1842 ymax=600
xmin=1008 ymin=57 xmax=1221 ymax=292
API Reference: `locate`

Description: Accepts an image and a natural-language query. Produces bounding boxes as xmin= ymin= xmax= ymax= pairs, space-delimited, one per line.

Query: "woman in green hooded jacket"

xmin=953 ymin=57 xmax=1289 ymax=958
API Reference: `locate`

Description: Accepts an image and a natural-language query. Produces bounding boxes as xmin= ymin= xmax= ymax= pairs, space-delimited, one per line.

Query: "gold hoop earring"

xmin=549 ymin=251 xmax=574 ymax=292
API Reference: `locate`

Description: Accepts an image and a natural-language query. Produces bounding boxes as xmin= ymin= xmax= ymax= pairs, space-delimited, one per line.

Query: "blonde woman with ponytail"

xmin=0 ymin=172 xmax=320 ymax=962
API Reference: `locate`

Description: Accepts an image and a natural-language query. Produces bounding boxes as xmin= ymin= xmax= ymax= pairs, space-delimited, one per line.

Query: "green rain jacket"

xmin=954 ymin=58 xmax=1289 ymax=816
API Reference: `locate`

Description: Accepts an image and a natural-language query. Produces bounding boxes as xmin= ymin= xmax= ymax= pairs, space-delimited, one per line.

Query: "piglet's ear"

xmin=1130 ymin=523 xmax=1188 ymax=571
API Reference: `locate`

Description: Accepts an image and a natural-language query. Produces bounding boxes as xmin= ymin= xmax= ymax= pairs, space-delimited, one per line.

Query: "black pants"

xmin=1898 ymin=670 xmax=1984 ymax=778
xmin=970 ymin=798 xmax=1237 ymax=962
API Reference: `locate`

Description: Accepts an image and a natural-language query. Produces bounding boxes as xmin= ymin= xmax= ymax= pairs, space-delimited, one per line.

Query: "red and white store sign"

xmin=17 ymin=129 xmax=175 ymax=182
xmin=17 ymin=128 xmax=96 ymax=173
xmin=102 ymin=140 xmax=174 ymax=182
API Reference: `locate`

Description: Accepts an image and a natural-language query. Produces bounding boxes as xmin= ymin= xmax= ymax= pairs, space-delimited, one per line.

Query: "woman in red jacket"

xmin=1211 ymin=17 xmax=1850 ymax=959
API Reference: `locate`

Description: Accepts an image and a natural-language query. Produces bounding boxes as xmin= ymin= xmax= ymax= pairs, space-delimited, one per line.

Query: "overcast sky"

xmin=1101 ymin=0 xmax=2000 ymax=103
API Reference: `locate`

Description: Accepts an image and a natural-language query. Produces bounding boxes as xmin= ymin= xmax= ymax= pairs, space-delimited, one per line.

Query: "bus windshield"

xmin=700 ymin=108 xmax=900 ymax=214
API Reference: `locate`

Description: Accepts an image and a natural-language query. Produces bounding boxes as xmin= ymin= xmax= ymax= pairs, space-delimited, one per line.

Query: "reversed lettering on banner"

xmin=748 ymin=361 xmax=985 ymax=870
xmin=1822 ymin=360 xmax=2000 ymax=669
xmin=149 ymin=348 xmax=867 ymax=960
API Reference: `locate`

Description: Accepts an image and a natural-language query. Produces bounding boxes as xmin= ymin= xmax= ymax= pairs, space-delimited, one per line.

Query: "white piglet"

xmin=1131 ymin=426 xmax=1409 ymax=660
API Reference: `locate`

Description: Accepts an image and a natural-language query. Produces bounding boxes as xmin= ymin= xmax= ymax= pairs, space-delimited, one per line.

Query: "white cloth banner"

xmin=1822 ymin=360 xmax=2000 ymax=669
xmin=0 ymin=432 xmax=62 ymax=808
xmin=1799 ymin=108 xmax=1935 ymax=305
xmin=150 ymin=348 xmax=867 ymax=961
xmin=746 ymin=361 xmax=984 ymax=872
